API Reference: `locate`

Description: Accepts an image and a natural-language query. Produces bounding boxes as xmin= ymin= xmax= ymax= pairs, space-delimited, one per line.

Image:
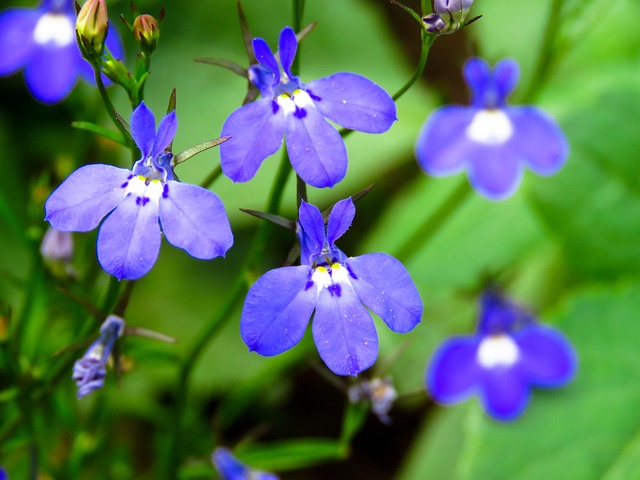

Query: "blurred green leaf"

xmin=238 ymin=438 xmax=348 ymax=471
xmin=531 ymin=81 xmax=640 ymax=279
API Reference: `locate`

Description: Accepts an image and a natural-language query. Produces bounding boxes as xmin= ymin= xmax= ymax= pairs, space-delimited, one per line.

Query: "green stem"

xmin=392 ymin=32 xmax=434 ymax=101
xmin=393 ymin=179 xmax=471 ymax=264
xmin=522 ymin=0 xmax=563 ymax=102
xmin=296 ymin=174 xmax=308 ymax=206
xmin=166 ymin=153 xmax=293 ymax=478
xmin=199 ymin=165 xmax=223 ymax=190
xmin=93 ymin=68 xmax=132 ymax=151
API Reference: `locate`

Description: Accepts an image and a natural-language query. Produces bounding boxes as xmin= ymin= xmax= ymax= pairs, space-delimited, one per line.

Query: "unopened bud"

xmin=424 ymin=0 xmax=474 ymax=35
xmin=76 ymin=0 xmax=109 ymax=59
xmin=133 ymin=14 xmax=160 ymax=55
xmin=40 ymin=227 xmax=74 ymax=262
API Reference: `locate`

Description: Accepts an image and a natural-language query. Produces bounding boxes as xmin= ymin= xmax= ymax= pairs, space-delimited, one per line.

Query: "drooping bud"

xmin=76 ymin=0 xmax=109 ymax=60
xmin=40 ymin=227 xmax=74 ymax=263
xmin=423 ymin=0 xmax=474 ymax=35
xmin=132 ymin=14 xmax=160 ymax=55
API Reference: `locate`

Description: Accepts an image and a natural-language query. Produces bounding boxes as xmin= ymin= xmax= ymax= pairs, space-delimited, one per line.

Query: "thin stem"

xmin=296 ymin=174 xmax=308 ymax=206
xmin=200 ymin=165 xmax=223 ymax=190
xmin=522 ymin=0 xmax=563 ymax=102
xmin=393 ymin=179 xmax=471 ymax=264
xmin=392 ymin=32 xmax=434 ymax=101
xmin=93 ymin=68 xmax=133 ymax=151
xmin=166 ymin=152 xmax=293 ymax=478
xmin=291 ymin=0 xmax=306 ymax=76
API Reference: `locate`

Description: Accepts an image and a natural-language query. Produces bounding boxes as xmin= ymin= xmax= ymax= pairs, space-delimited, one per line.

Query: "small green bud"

xmin=76 ymin=0 xmax=109 ymax=60
xmin=133 ymin=14 xmax=160 ymax=55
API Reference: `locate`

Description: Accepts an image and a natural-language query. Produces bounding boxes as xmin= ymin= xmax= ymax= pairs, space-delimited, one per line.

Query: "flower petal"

xmin=241 ymin=266 xmax=316 ymax=356
xmin=0 ymin=8 xmax=39 ymax=76
xmin=130 ymin=101 xmax=156 ymax=159
xmin=24 ymin=42 xmax=79 ymax=103
xmin=507 ymin=107 xmax=569 ymax=175
xmin=278 ymin=26 xmax=297 ymax=79
xmin=493 ymin=58 xmax=519 ymax=104
xmin=159 ymin=181 xmax=233 ymax=259
xmin=306 ymin=73 xmax=397 ymax=133
xmin=464 ymin=57 xmax=491 ymax=107
xmin=298 ymin=200 xmax=326 ymax=260
xmin=327 ymin=197 xmax=355 ymax=248
xmin=220 ymin=98 xmax=286 ymax=183
xmin=415 ymin=106 xmax=478 ymax=176
xmin=285 ymin=100 xmax=347 ymax=188
xmin=347 ymin=253 xmax=422 ymax=333
xmin=516 ymin=326 xmax=577 ymax=387
xmin=312 ymin=281 xmax=378 ymax=376
xmin=478 ymin=366 xmax=529 ymax=421
xmin=426 ymin=336 xmax=480 ymax=404
xmin=252 ymin=37 xmax=279 ymax=77
xmin=45 ymin=164 xmax=129 ymax=232
xmin=152 ymin=110 xmax=177 ymax=158
xmin=466 ymin=144 xmax=523 ymax=201
xmin=97 ymin=193 xmax=161 ymax=280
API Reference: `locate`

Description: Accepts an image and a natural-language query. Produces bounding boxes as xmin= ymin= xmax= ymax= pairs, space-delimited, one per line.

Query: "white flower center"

xmin=33 ymin=13 xmax=75 ymax=47
xmin=277 ymin=89 xmax=315 ymax=117
xmin=124 ymin=176 xmax=164 ymax=207
xmin=311 ymin=262 xmax=351 ymax=294
xmin=477 ymin=334 xmax=520 ymax=368
xmin=466 ymin=109 xmax=513 ymax=145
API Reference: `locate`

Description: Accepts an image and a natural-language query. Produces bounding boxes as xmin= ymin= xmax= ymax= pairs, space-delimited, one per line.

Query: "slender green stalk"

xmin=166 ymin=152 xmax=294 ymax=478
xmin=522 ymin=0 xmax=563 ymax=102
xmin=393 ymin=32 xmax=434 ymax=101
xmin=199 ymin=165 xmax=223 ymax=189
xmin=393 ymin=179 xmax=471 ymax=264
xmin=93 ymin=69 xmax=133 ymax=151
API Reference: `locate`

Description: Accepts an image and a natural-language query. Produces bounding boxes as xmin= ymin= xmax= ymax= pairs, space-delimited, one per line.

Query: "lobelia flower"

xmin=241 ymin=198 xmax=422 ymax=376
xmin=212 ymin=447 xmax=279 ymax=480
xmin=220 ymin=26 xmax=397 ymax=189
xmin=415 ymin=57 xmax=568 ymax=200
xmin=44 ymin=101 xmax=233 ymax=280
xmin=40 ymin=226 xmax=74 ymax=262
xmin=72 ymin=315 xmax=124 ymax=398
xmin=426 ymin=290 xmax=577 ymax=421
xmin=0 ymin=0 xmax=124 ymax=104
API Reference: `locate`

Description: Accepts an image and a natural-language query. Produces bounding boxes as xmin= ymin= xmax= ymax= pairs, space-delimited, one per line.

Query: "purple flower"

xmin=426 ymin=290 xmax=577 ymax=421
xmin=415 ymin=58 xmax=568 ymax=200
xmin=241 ymin=198 xmax=422 ymax=376
xmin=40 ymin=227 xmax=73 ymax=262
xmin=45 ymin=102 xmax=233 ymax=280
xmin=220 ymin=26 xmax=397 ymax=189
xmin=0 ymin=0 xmax=124 ymax=104
xmin=212 ymin=447 xmax=279 ymax=480
xmin=72 ymin=315 xmax=124 ymax=398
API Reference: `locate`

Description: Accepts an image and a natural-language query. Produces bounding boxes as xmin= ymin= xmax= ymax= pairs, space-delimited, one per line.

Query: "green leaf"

xmin=238 ymin=438 xmax=348 ymax=471
xmin=71 ymin=121 xmax=128 ymax=146
xmin=339 ymin=400 xmax=369 ymax=445
xmin=530 ymin=80 xmax=640 ymax=279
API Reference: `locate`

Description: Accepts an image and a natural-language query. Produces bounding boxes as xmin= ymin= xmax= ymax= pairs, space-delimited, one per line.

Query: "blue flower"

xmin=72 ymin=315 xmax=124 ymax=398
xmin=212 ymin=448 xmax=279 ymax=480
xmin=220 ymin=26 xmax=397 ymax=189
xmin=426 ymin=290 xmax=577 ymax=421
xmin=415 ymin=57 xmax=568 ymax=200
xmin=241 ymin=198 xmax=422 ymax=376
xmin=0 ymin=0 xmax=124 ymax=104
xmin=45 ymin=101 xmax=233 ymax=280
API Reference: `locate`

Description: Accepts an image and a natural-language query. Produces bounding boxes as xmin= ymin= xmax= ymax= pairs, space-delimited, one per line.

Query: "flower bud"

xmin=133 ymin=14 xmax=160 ymax=55
xmin=76 ymin=0 xmax=109 ymax=59
xmin=424 ymin=0 xmax=474 ymax=35
xmin=40 ymin=227 xmax=74 ymax=262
